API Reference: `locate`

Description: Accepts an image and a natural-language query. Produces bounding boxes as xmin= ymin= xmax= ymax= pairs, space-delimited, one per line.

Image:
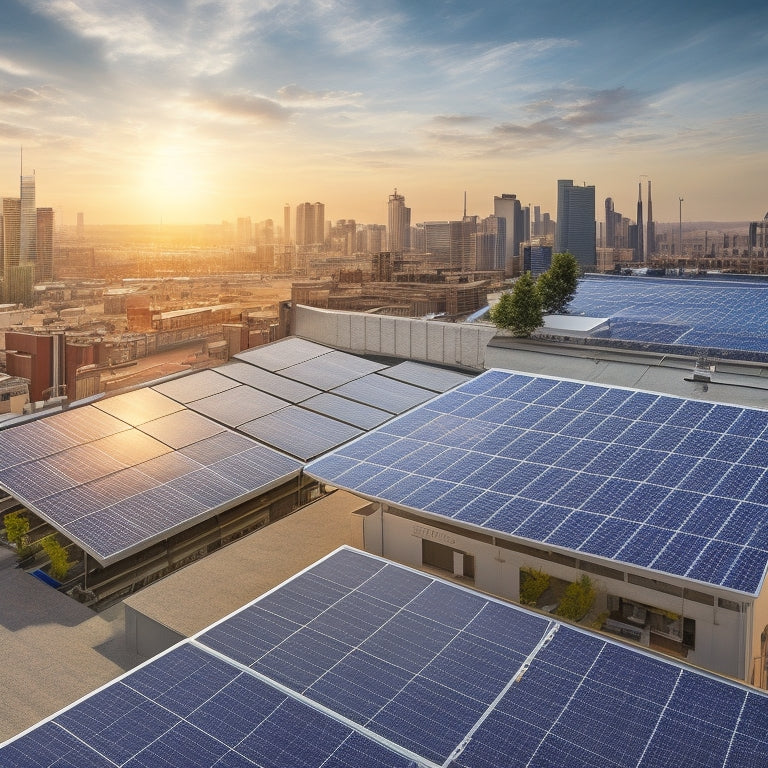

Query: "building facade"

xmin=556 ymin=179 xmax=596 ymax=269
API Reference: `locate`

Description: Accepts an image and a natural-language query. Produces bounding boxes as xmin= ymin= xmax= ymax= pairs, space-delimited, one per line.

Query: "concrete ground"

xmin=0 ymin=544 xmax=146 ymax=743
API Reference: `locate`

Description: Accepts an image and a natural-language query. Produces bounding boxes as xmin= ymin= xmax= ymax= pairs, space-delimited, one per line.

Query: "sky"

xmin=0 ymin=0 xmax=766 ymax=227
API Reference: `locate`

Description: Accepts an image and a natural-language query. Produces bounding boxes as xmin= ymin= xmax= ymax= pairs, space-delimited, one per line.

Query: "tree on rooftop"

xmin=490 ymin=271 xmax=543 ymax=337
xmin=537 ymin=251 xmax=579 ymax=314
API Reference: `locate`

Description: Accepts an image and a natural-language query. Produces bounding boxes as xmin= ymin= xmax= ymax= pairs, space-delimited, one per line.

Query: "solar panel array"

xmin=568 ymin=275 xmax=768 ymax=357
xmin=3 ymin=548 xmax=767 ymax=768
xmin=307 ymin=369 xmax=768 ymax=596
xmin=0 ymin=339 xmax=457 ymax=564
xmin=0 ymin=390 xmax=302 ymax=565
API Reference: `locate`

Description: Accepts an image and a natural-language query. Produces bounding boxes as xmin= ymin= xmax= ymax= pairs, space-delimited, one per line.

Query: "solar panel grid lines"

xmin=151 ymin=369 xmax=240 ymax=404
xmin=92 ymin=387 xmax=185 ymax=426
xmin=305 ymin=369 xmax=768 ymax=594
xmin=215 ymin=360 xmax=321 ymax=403
xmin=233 ymin=336 xmax=331 ymax=371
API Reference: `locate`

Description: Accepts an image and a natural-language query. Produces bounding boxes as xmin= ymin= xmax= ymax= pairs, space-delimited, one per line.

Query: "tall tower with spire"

xmin=635 ymin=182 xmax=644 ymax=262
xmin=646 ymin=180 xmax=655 ymax=259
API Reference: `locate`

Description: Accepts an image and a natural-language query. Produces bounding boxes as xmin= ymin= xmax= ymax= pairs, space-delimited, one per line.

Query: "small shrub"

xmin=4 ymin=510 xmax=29 ymax=548
xmin=520 ymin=567 xmax=550 ymax=606
xmin=555 ymin=574 xmax=595 ymax=621
xmin=41 ymin=535 xmax=75 ymax=582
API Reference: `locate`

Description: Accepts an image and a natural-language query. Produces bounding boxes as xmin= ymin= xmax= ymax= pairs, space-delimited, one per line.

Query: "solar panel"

xmin=137 ymin=409 xmax=226 ymax=449
xmin=90 ymin=429 xmax=172 ymax=466
xmin=152 ymin=370 xmax=240 ymax=404
xmin=178 ymin=431 xmax=256 ymax=464
xmin=332 ymin=373 xmax=435 ymax=414
xmin=307 ymin=369 xmax=768 ymax=595
xmin=378 ymin=360 xmax=473 ymax=392
xmin=301 ymin=393 xmax=391 ymax=430
xmin=186 ymin=385 xmax=287 ymax=427
xmin=92 ymin=388 xmax=184 ymax=425
xmin=239 ymin=407 xmax=362 ymax=461
xmin=216 ymin=361 xmax=321 ymax=402
xmin=234 ymin=336 xmax=331 ymax=370
xmin=5 ymin=548 xmax=767 ymax=768
xmin=45 ymin=405 xmax=132 ymax=443
xmin=279 ymin=350 xmax=387 ymax=391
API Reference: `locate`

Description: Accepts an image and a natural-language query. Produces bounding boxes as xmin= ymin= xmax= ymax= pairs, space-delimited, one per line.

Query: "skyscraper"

xmin=283 ymin=204 xmax=291 ymax=244
xmin=636 ymin=182 xmax=644 ymax=263
xmin=2 ymin=197 xmax=20 ymax=279
xmin=36 ymin=207 xmax=54 ymax=282
xmin=296 ymin=202 xmax=325 ymax=246
xmin=20 ymin=173 xmax=36 ymax=265
xmin=646 ymin=180 xmax=655 ymax=258
xmin=387 ymin=189 xmax=410 ymax=253
xmin=493 ymin=193 xmax=524 ymax=277
xmin=555 ymin=180 xmax=596 ymax=269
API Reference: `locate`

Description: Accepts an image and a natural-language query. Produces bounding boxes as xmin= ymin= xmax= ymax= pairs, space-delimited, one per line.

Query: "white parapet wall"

xmin=293 ymin=304 xmax=496 ymax=370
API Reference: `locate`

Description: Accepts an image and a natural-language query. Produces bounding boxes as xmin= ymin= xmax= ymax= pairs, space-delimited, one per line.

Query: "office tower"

xmin=474 ymin=215 xmax=505 ymax=271
xmin=20 ymin=173 xmax=36 ymax=265
xmin=450 ymin=217 xmax=476 ymax=271
xmin=523 ymin=244 xmax=553 ymax=276
xmin=296 ymin=202 xmax=325 ymax=246
xmin=387 ymin=189 xmax=410 ymax=253
xmin=423 ymin=221 xmax=450 ymax=262
xmin=494 ymin=193 xmax=524 ymax=276
xmin=533 ymin=206 xmax=541 ymax=237
xmin=605 ymin=198 xmax=615 ymax=247
xmin=635 ymin=182 xmax=644 ymax=262
xmin=283 ymin=204 xmax=291 ymax=244
xmin=236 ymin=217 xmax=253 ymax=244
xmin=555 ymin=180 xmax=596 ymax=269
xmin=36 ymin=207 xmax=54 ymax=282
xmin=647 ymin=180 xmax=655 ymax=258
xmin=2 ymin=197 xmax=21 ymax=280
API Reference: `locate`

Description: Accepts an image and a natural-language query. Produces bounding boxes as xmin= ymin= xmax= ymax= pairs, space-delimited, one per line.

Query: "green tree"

xmin=492 ymin=271 xmax=543 ymax=337
xmin=519 ymin=567 xmax=550 ymax=606
xmin=555 ymin=574 xmax=595 ymax=621
xmin=41 ymin=535 xmax=75 ymax=582
xmin=4 ymin=510 xmax=29 ymax=548
xmin=537 ymin=251 xmax=579 ymax=314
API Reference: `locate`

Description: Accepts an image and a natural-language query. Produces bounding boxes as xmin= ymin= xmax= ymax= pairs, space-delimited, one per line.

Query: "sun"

xmin=137 ymin=143 xmax=213 ymax=222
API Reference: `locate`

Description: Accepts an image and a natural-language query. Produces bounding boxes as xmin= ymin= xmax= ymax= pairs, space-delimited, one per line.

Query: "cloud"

xmin=562 ymin=86 xmax=643 ymax=126
xmin=432 ymin=115 xmax=485 ymax=126
xmin=0 ymin=86 xmax=65 ymax=107
xmin=0 ymin=56 xmax=34 ymax=77
xmin=276 ymin=84 xmax=362 ymax=107
xmin=191 ymin=92 xmax=291 ymax=122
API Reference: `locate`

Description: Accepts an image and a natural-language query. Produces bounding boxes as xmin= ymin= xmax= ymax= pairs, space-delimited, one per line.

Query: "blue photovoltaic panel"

xmin=5 ymin=548 xmax=768 ymax=768
xmin=178 ymin=430 xmax=257 ymax=464
xmin=306 ymin=369 xmax=768 ymax=595
xmin=216 ymin=360 xmax=321 ymax=402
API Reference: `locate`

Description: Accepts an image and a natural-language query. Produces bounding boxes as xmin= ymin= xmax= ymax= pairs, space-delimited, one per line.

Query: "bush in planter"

xmin=4 ymin=510 xmax=29 ymax=548
xmin=519 ymin=567 xmax=550 ymax=606
xmin=555 ymin=574 xmax=595 ymax=621
xmin=41 ymin=535 xmax=75 ymax=582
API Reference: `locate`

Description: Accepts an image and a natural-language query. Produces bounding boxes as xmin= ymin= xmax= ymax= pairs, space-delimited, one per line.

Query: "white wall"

xmin=376 ymin=509 xmax=754 ymax=683
xmin=293 ymin=305 xmax=495 ymax=370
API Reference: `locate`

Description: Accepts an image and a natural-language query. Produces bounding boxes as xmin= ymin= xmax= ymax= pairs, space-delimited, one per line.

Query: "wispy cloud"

xmin=276 ymin=85 xmax=362 ymax=107
xmin=190 ymin=91 xmax=291 ymax=122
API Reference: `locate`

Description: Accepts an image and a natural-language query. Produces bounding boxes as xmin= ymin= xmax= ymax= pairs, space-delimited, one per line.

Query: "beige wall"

xmin=293 ymin=304 xmax=495 ymax=370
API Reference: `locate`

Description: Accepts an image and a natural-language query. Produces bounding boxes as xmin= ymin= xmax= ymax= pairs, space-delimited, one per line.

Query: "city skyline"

xmin=0 ymin=1 xmax=765 ymax=226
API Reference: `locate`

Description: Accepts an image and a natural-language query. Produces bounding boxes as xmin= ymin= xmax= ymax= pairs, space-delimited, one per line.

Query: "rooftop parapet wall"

xmin=293 ymin=304 xmax=495 ymax=370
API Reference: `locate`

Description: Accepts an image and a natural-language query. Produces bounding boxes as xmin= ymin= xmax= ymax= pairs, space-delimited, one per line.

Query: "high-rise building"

xmin=283 ymin=204 xmax=291 ymax=244
xmin=533 ymin=206 xmax=541 ymax=237
xmin=555 ymin=180 xmax=596 ymax=269
xmin=2 ymin=197 xmax=21 ymax=281
xmin=473 ymin=215 xmax=505 ymax=271
xmin=387 ymin=190 xmax=410 ymax=253
xmin=36 ymin=207 xmax=54 ymax=282
xmin=236 ymin=217 xmax=253 ymax=244
xmin=635 ymin=182 xmax=644 ymax=263
xmin=20 ymin=173 xmax=36 ymax=265
xmin=647 ymin=180 xmax=655 ymax=258
xmin=494 ymin=194 xmax=524 ymax=277
xmin=296 ymin=202 xmax=325 ymax=246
